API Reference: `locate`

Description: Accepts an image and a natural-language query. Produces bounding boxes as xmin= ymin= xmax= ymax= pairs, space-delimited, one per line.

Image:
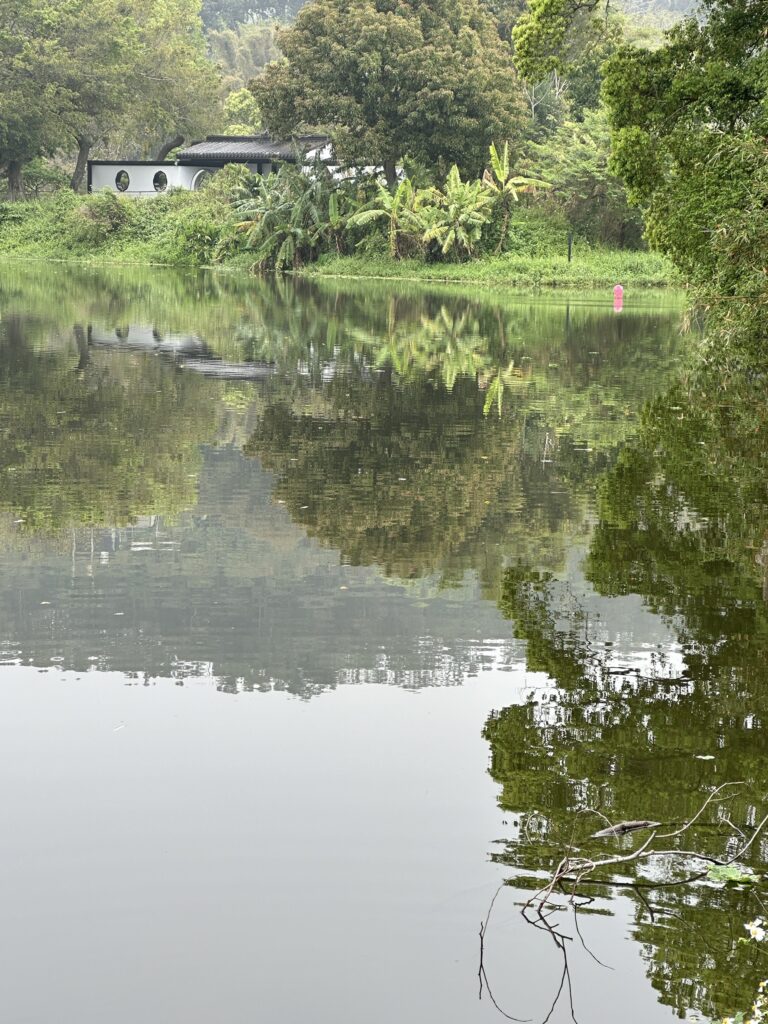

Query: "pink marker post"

xmin=613 ymin=283 xmax=624 ymax=313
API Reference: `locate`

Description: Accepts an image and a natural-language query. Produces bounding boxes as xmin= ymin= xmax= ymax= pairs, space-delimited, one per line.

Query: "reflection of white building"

xmin=88 ymin=324 xmax=277 ymax=380
xmin=87 ymin=134 xmax=330 ymax=197
xmin=89 ymin=324 xmax=207 ymax=355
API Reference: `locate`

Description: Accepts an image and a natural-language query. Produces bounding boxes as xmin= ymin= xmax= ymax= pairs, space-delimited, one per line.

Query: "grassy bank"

xmin=0 ymin=187 xmax=252 ymax=269
xmin=304 ymin=250 xmax=675 ymax=289
xmin=0 ymin=188 xmax=676 ymax=288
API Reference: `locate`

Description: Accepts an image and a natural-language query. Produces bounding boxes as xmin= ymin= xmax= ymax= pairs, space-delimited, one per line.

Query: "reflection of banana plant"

xmin=351 ymin=306 xmax=489 ymax=389
xmin=483 ymin=142 xmax=552 ymax=253
xmin=482 ymin=360 xmax=524 ymax=416
xmin=421 ymin=166 xmax=492 ymax=260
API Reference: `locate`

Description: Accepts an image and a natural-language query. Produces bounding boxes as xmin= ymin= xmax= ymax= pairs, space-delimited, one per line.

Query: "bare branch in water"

xmin=479 ymin=782 xmax=768 ymax=1023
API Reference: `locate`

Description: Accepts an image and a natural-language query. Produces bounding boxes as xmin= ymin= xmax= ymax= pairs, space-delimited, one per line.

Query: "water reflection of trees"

xmin=243 ymin=294 xmax=680 ymax=588
xmin=0 ymin=313 xmax=217 ymax=540
xmin=484 ymin=365 xmax=768 ymax=1021
xmin=5 ymin=262 xmax=766 ymax=1014
xmin=0 ymin=266 xmax=683 ymax=708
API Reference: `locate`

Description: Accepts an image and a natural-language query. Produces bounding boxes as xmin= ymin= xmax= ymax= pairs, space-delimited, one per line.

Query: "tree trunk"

xmin=383 ymin=159 xmax=398 ymax=191
xmin=7 ymin=160 xmax=24 ymax=201
xmin=154 ymin=134 xmax=185 ymax=162
xmin=73 ymin=325 xmax=91 ymax=372
xmin=71 ymin=137 xmax=92 ymax=192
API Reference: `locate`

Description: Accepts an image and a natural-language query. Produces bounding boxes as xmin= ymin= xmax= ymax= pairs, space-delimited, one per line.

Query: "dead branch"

xmin=479 ymin=784 xmax=767 ymax=1023
xmin=657 ymin=782 xmax=744 ymax=839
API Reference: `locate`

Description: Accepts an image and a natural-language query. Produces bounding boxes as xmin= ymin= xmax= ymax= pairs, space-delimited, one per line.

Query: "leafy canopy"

xmin=0 ymin=0 xmax=219 ymax=189
xmin=251 ymin=0 xmax=528 ymax=178
xmin=602 ymin=0 xmax=768 ymax=311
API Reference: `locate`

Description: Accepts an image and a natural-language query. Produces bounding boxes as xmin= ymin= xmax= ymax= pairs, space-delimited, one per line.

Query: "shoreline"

xmin=300 ymin=251 xmax=676 ymax=290
xmin=0 ymin=251 xmax=678 ymax=294
xmin=0 ymin=193 xmax=676 ymax=291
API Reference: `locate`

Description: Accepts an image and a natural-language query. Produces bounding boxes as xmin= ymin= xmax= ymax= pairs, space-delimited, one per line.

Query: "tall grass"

xmin=305 ymin=251 xmax=676 ymax=288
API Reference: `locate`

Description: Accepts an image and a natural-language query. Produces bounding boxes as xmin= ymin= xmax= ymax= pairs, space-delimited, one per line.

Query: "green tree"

xmin=0 ymin=0 xmax=81 ymax=198
xmin=221 ymin=87 xmax=262 ymax=134
xmin=602 ymin=0 xmax=768 ymax=312
xmin=423 ymin=165 xmax=493 ymax=259
xmin=482 ymin=141 xmax=550 ymax=252
xmin=236 ymin=165 xmax=361 ymax=269
xmin=0 ymin=0 xmax=220 ymax=196
xmin=63 ymin=0 xmax=145 ymax=191
xmin=512 ymin=0 xmax=607 ymax=81
xmin=111 ymin=0 xmax=220 ymax=163
xmin=511 ymin=0 xmax=622 ymax=127
xmin=482 ymin=0 xmax=528 ymax=41
xmin=207 ymin=22 xmax=281 ymax=92
xmin=520 ymin=105 xmax=642 ymax=246
xmin=251 ymin=0 xmax=528 ymax=185
xmin=349 ymin=179 xmax=431 ymax=259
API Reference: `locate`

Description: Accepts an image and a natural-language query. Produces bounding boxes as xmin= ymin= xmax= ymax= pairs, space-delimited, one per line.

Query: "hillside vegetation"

xmin=0 ymin=164 xmax=672 ymax=287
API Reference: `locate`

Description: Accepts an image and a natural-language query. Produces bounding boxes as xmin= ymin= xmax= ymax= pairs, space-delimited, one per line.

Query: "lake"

xmin=0 ymin=262 xmax=764 ymax=1024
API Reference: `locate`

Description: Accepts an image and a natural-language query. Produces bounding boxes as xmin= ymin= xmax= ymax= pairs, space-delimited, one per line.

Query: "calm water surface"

xmin=0 ymin=264 xmax=764 ymax=1023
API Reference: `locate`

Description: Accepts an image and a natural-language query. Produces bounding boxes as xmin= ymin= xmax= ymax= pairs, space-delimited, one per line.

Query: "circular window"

xmin=192 ymin=169 xmax=214 ymax=191
xmin=153 ymin=170 xmax=168 ymax=193
xmin=115 ymin=170 xmax=130 ymax=192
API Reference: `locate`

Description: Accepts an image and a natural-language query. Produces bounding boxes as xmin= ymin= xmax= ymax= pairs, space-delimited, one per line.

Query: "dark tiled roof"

xmin=176 ymin=134 xmax=330 ymax=164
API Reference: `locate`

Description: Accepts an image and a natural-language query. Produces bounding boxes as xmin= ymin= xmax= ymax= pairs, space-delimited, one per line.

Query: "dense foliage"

xmin=602 ymin=0 xmax=768 ymax=341
xmin=0 ymin=155 xmax=673 ymax=287
xmin=520 ymin=105 xmax=644 ymax=247
xmin=207 ymin=22 xmax=280 ymax=92
xmin=1 ymin=0 xmax=761 ymax=314
xmin=0 ymin=0 xmax=219 ymax=194
xmin=251 ymin=0 xmax=528 ymax=182
xmin=0 ymin=0 xmax=670 ymax=260
xmin=486 ymin=350 xmax=768 ymax=1019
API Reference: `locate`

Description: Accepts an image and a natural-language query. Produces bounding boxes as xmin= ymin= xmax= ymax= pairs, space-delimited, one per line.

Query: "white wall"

xmin=90 ymin=164 xmax=214 ymax=195
xmin=90 ymin=162 xmax=268 ymax=195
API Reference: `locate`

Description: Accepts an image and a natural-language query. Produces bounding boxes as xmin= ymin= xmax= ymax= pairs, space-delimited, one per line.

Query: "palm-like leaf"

xmin=235 ymin=165 xmax=361 ymax=270
xmin=349 ymin=180 xmax=431 ymax=258
xmin=482 ymin=142 xmax=552 ymax=253
xmin=423 ymin=166 xmax=492 ymax=259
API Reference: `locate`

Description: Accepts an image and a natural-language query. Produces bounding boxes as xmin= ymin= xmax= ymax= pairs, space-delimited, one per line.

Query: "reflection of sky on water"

xmin=0 ymin=666 xmax=672 ymax=1024
xmin=0 ymin=448 xmax=686 ymax=696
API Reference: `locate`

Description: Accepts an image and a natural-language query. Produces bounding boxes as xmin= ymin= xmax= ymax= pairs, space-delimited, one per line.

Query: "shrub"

xmin=201 ymin=163 xmax=259 ymax=204
xmin=67 ymin=190 xmax=132 ymax=246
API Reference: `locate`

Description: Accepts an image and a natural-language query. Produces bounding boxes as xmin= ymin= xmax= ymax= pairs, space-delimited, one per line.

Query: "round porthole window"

xmin=153 ymin=170 xmax=168 ymax=192
xmin=115 ymin=170 xmax=130 ymax=192
xmin=191 ymin=169 xmax=214 ymax=191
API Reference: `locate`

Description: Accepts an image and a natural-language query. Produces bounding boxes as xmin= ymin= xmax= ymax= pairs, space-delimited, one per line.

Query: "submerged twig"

xmin=480 ymin=782 xmax=766 ymax=1023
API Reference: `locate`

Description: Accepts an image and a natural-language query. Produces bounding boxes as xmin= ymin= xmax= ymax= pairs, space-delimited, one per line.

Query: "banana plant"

xmin=482 ymin=142 xmax=552 ymax=253
xmin=348 ymin=179 xmax=430 ymax=259
xmin=421 ymin=166 xmax=492 ymax=260
xmin=235 ymin=166 xmax=348 ymax=270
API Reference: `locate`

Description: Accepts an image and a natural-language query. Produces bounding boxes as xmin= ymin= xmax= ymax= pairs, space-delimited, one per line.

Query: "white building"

xmin=87 ymin=134 xmax=331 ymax=197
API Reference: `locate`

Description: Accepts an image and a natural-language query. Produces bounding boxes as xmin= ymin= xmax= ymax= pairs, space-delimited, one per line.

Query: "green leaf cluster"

xmin=602 ymin=0 xmax=768 ymax=323
xmin=0 ymin=0 xmax=219 ymax=194
xmin=250 ymin=0 xmax=529 ymax=178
